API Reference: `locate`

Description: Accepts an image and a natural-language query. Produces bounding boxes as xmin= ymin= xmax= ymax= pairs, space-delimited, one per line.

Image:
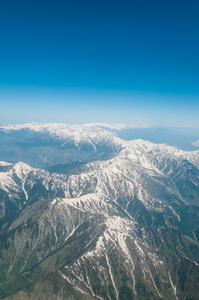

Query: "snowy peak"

xmin=12 ymin=162 xmax=35 ymax=178
xmin=0 ymin=122 xmax=117 ymax=143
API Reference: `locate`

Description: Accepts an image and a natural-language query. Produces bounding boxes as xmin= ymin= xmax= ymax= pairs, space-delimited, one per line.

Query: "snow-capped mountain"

xmin=0 ymin=133 xmax=199 ymax=299
xmin=1 ymin=122 xmax=199 ymax=169
xmin=0 ymin=123 xmax=123 ymax=168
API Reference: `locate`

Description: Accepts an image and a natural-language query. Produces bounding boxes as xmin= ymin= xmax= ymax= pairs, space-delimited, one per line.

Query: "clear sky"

xmin=0 ymin=0 xmax=199 ymax=125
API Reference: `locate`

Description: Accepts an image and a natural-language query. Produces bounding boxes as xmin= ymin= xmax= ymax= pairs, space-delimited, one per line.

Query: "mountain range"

xmin=0 ymin=123 xmax=199 ymax=299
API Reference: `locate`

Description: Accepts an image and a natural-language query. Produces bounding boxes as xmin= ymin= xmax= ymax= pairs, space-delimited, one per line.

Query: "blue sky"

xmin=0 ymin=0 xmax=199 ymax=125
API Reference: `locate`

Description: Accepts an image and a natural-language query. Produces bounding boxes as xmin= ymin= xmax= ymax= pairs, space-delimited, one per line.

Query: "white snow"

xmin=168 ymin=272 xmax=178 ymax=300
xmin=169 ymin=206 xmax=181 ymax=222
xmin=105 ymin=252 xmax=119 ymax=300
xmin=0 ymin=161 xmax=12 ymax=166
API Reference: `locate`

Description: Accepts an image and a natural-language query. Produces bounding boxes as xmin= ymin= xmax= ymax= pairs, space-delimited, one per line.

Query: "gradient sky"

xmin=0 ymin=0 xmax=199 ymax=125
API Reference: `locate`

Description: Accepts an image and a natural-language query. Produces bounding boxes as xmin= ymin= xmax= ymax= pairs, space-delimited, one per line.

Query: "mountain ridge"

xmin=1 ymin=123 xmax=199 ymax=169
xmin=0 ymin=137 xmax=199 ymax=299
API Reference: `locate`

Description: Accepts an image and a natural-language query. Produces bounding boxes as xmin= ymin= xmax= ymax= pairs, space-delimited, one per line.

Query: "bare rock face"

xmin=0 ymin=135 xmax=199 ymax=299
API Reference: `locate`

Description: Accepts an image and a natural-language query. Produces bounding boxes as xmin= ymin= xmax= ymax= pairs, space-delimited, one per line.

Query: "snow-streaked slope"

xmin=1 ymin=138 xmax=199 ymax=220
xmin=1 ymin=138 xmax=199 ymax=299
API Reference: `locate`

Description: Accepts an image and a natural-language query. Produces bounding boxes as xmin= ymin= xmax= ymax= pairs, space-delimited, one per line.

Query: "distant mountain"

xmin=0 ymin=123 xmax=122 ymax=168
xmin=0 ymin=123 xmax=198 ymax=170
xmin=0 ymin=138 xmax=199 ymax=299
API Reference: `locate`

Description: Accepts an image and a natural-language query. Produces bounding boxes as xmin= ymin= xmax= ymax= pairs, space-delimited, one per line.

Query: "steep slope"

xmin=0 ymin=139 xmax=199 ymax=299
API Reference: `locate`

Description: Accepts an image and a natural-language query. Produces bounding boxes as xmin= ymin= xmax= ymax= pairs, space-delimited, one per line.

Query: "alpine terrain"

xmin=0 ymin=123 xmax=199 ymax=299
